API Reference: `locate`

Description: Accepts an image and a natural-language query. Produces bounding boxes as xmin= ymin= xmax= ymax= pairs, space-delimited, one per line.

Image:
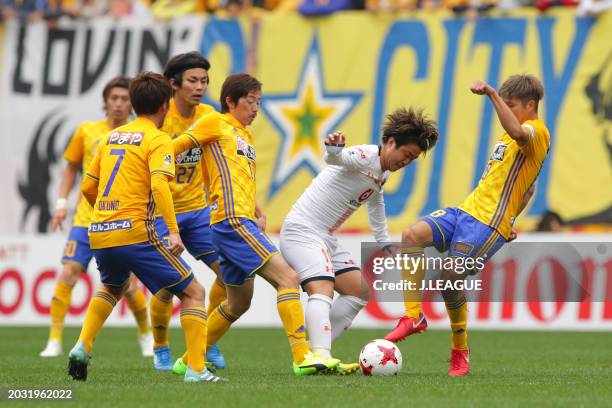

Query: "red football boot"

xmin=448 ymin=348 xmax=470 ymax=377
xmin=383 ymin=313 xmax=428 ymax=343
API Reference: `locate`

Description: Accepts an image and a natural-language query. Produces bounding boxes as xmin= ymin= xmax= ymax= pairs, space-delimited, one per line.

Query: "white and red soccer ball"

xmin=359 ymin=339 xmax=402 ymax=376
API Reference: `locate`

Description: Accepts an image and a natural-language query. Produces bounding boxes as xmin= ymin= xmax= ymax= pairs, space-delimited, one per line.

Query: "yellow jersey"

xmin=174 ymin=112 xmax=256 ymax=224
xmin=161 ymin=99 xmax=215 ymax=214
xmin=460 ymin=119 xmax=550 ymax=239
xmin=63 ymin=120 xmax=111 ymax=227
xmin=85 ymin=117 xmax=175 ymax=249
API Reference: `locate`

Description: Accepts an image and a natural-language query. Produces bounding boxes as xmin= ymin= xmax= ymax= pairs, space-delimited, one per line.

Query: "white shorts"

xmin=280 ymin=221 xmax=360 ymax=285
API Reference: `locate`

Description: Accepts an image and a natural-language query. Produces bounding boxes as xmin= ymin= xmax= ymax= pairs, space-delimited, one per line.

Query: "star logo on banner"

xmin=261 ymin=34 xmax=362 ymax=199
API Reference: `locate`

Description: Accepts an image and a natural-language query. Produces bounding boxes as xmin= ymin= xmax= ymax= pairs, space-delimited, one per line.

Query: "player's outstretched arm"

xmin=470 ymin=80 xmax=531 ymax=147
xmin=50 ymin=161 xmax=80 ymax=232
xmin=175 ymin=113 xmax=222 ymax=156
xmin=366 ymin=190 xmax=392 ymax=245
xmin=151 ymin=172 xmax=183 ymax=256
xmin=173 ymin=134 xmax=199 ymax=156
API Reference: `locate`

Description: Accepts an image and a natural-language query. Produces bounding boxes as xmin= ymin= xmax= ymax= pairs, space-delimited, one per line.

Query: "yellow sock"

xmin=207 ymin=279 xmax=227 ymax=317
xmin=126 ymin=289 xmax=150 ymax=335
xmin=150 ymin=294 xmax=173 ymax=348
xmin=191 ymin=301 xmax=237 ymax=364
xmin=78 ymin=289 xmax=117 ymax=352
xmin=180 ymin=307 xmax=207 ymax=372
xmin=277 ymin=289 xmax=309 ymax=364
xmin=402 ymin=246 xmax=425 ymax=318
xmin=205 ymin=301 xmax=238 ymax=350
xmin=49 ymin=281 xmax=73 ymax=342
xmin=445 ymin=296 xmax=468 ymax=350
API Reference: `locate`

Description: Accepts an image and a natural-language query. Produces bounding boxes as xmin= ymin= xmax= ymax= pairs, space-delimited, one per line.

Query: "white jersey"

xmin=285 ymin=144 xmax=391 ymax=244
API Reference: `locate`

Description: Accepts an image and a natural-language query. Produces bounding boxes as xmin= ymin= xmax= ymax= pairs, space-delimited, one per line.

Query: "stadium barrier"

xmin=1 ymin=233 xmax=610 ymax=330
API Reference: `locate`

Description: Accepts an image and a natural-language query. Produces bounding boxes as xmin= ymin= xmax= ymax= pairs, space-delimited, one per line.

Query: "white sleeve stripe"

xmin=522 ymin=124 xmax=535 ymax=139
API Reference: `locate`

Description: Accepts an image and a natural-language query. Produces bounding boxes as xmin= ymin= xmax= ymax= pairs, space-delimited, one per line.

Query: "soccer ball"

xmin=359 ymin=339 xmax=402 ymax=376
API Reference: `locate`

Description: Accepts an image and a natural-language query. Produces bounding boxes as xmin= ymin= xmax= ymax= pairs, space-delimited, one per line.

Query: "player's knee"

xmin=401 ymin=226 xmax=419 ymax=245
xmin=276 ymin=269 xmax=299 ymax=291
xmin=183 ymin=280 xmax=206 ymax=304
xmin=59 ymin=264 xmax=81 ymax=286
xmin=228 ymin=297 xmax=251 ymax=316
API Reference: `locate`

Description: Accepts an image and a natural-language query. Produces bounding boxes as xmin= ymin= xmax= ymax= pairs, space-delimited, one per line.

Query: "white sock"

xmin=330 ymin=295 xmax=368 ymax=341
xmin=305 ymin=293 xmax=333 ymax=358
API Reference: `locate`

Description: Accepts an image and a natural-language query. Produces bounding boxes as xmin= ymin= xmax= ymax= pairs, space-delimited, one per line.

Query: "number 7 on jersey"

xmin=103 ymin=149 xmax=125 ymax=197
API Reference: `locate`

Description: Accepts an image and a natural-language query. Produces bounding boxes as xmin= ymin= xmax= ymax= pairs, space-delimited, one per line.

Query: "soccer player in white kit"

xmin=280 ymin=107 xmax=439 ymax=373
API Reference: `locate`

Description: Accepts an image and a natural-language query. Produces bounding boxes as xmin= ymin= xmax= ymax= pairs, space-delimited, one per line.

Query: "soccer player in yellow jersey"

xmin=40 ymin=76 xmax=153 ymax=358
xmin=149 ymin=52 xmax=227 ymax=371
xmin=173 ymin=73 xmax=340 ymax=376
xmin=384 ymin=74 xmax=550 ymax=376
xmin=67 ymin=72 xmax=225 ymax=383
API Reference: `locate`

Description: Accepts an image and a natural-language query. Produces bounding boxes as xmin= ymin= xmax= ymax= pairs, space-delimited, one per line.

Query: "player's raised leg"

xmin=384 ymin=220 xmax=435 ymax=342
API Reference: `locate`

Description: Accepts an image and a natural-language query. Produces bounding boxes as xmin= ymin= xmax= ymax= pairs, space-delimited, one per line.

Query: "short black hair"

xmin=102 ymin=76 xmax=130 ymax=102
xmin=163 ymin=52 xmax=211 ymax=86
xmin=220 ymin=73 xmax=262 ymax=113
xmin=382 ymin=107 xmax=439 ymax=153
xmin=129 ymin=72 xmax=172 ymax=115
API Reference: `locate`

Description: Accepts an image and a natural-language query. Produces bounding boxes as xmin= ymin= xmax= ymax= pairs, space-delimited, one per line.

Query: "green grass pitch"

xmin=1 ymin=327 xmax=611 ymax=407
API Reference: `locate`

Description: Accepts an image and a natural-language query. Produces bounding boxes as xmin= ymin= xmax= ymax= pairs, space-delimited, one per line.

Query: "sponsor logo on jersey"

xmin=107 ymin=132 xmax=143 ymax=146
xmin=89 ymin=219 xmax=132 ymax=232
xmin=490 ymin=143 xmax=507 ymax=161
xmin=163 ymin=154 xmax=172 ymax=167
xmin=236 ymin=136 xmax=256 ymax=161
xmin=176 ymin=147 xmax=201 ymax=164
xmin=358 ymin=188 xmax=374 ymax=202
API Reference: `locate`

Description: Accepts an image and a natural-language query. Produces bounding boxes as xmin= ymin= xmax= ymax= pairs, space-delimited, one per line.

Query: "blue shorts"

xmin=422 ymin=208 xmax=506 ymax=261
xmin=61 ymin=226 xmax=93 ymax=270
xmin=93 ymin=240 xmax=193 ymax=295
xmin=155 ymin=207 xmax=219 ymax=267
xmin=211 ymin=218 xmax=279 ymax=286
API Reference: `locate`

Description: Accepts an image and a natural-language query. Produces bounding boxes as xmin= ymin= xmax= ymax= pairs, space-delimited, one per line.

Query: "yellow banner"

xmin=210 ymin=10 xmax=612 ymax=233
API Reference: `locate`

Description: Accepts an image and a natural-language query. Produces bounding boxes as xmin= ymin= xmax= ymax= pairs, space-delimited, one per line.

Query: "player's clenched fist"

xmin=470 ymin=80 xmax=495 ymax=96
xmin=325 ymin=131 xmax=346 ymax=146
xmin=167 ymin=232 xmax=185 ymax=256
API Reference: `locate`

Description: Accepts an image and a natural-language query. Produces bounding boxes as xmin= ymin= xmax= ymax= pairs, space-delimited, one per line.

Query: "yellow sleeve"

xmin=64 ymin=125 xmax=85 ymax=164
xmin=148 ymin=133 xmax=175 ymax=179
xmin=82 ymin=146 xmax=102 ymax=206
xmin=85 ymin=143 xmax=102 ymax=181
xmin=520 ymin=121 xmax=549 ymax=157
xmin=181 ymin=113 xmax=221 ymax=148
xmin=81 ymin=174 xmax=98 ymax=207
xmin=151 ymin=173 xmax=178 ymax=233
